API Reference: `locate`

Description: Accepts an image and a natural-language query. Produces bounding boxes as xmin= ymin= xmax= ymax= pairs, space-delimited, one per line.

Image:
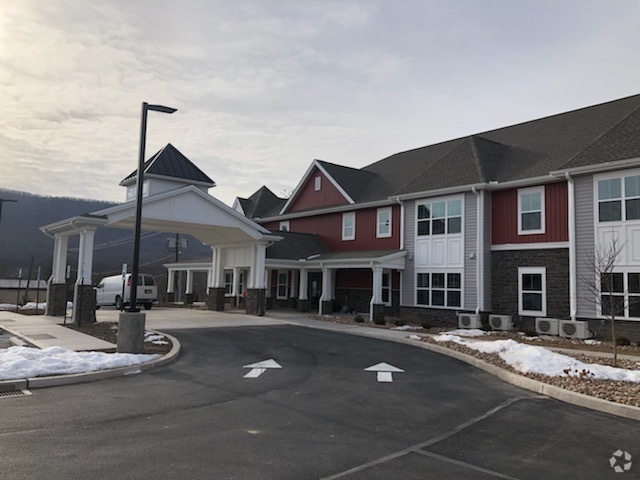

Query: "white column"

xmin=185 ymin=270 xmax=194 ymax=295
xmin=232 ymin=267 xmax=239 ymax=297
xmin=370 ymin=265 xmax=383 ymax=321
xmin=212 ymin=247 xmax=224 ymax=288
xmin=75 ymin=229 xmax=96 ymax=285
xmin=320 ymin=265 xmax=334 ymax=314
xmin=167 ymin=269 xmax=175 ymax=294
xmin=254 ymin=243 xmax=267 ymax=289
xmin=52 ymin=234 xmax=69 ymax=283
xmin=298 ymin=268 xmax=308 ymax=300
xmin=205 ymin=267 xmax=212 ymax=295
xmin=290 ymin=269 xmax=299 ymax=299
xmin=246 ymin=244 xmax=256 ymax=289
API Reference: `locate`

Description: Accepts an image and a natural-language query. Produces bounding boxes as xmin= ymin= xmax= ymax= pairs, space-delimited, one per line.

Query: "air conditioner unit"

xmin=458 ymin=313 xmax=482 ymax=329
xmin=535 ymin=317 xmax=559 ymax=336
xmin=559 ymin=320 xmax=591 ymax=339
xmin=488 ymin=314 xmax=513 ymax=331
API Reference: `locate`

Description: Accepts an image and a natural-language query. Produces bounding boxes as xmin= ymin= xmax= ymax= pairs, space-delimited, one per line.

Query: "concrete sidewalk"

xmin=0 ymin=311 xmax=115 ymax=351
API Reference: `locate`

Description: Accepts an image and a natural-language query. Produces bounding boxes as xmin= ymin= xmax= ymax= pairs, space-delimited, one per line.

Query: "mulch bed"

xmin=65 ymin=321 xmax=172 ymax=355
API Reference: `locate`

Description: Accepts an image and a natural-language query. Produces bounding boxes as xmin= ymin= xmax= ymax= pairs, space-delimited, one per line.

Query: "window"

xmin=277 ymin=271 xmax=288 ymax=299
xmin=382 ymin=272 xmax=390 ymax=305
xmin=314 ymin=176 xmax=322 ymax=191
xmin=342 ymin=212 xmax=355 ymax=241
xmin=279 ymin=221 xmax=290 ymax=232
xmin=600 ymin=272 xmax=640 ymax=318
xmin=377 ymin=207 xmax=392 ymax=238
xmin=417 ymin=198 xmax=462 ymax=236
xmin=224 ymin=271 xmax=233 ymax=295
xmin=518 ymin=267 xmax=546 ymax=316
xmin=597 ymin=174 xmax=640 ymax=222
xmin=518 ymin=187 xmax=545 ymax=234
xmin=415 ymin=272 xmax=461 ymax=308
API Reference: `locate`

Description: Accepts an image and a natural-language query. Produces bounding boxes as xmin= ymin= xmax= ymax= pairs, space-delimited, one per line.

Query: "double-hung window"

xmin=382 ymin=272 xmax=390 ymax=304
xmin=518 ymin=187 xmax=545 ymax=234
xmin=599 ymin=272 xmax=640 ymax=318
xmin=377 ymin=207 xmax=392 ymax=238
xmin=224 ymin=271 xmax=233 ymax=296
xmin=342 ymin=212 xmax=355 ymax=241
xmin=518 ymin=267 xmax=546 ymax=316
xmin=277 ymin=271 xmax=288 ymax=299
xmin=597 ymin=174 xmax=640 ymax=222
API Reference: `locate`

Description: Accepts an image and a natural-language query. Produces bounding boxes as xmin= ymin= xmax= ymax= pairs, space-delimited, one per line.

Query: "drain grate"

xmin=0 ymin=390 xmax=31 ymax=399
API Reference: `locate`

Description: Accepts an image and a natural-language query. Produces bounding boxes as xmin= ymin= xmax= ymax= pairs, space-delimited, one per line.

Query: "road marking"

xmin=243 ymin=359 xmax=282 ymax=379
xmin=364 ymin=362 xmax=404 ymax=382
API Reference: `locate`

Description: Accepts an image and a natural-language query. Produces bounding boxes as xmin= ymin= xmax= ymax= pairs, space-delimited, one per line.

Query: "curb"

xmin=279 ymin=320 xmax=640 ymax=422
xmin=0 ymin=330 xmax=181 ymax=390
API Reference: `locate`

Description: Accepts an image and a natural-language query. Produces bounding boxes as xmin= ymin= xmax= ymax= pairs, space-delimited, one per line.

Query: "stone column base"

xmin=205 ymin=288 xmax=225 ymax=311
xmin=288 ymin=298 xmax=298 ymax=309
xmin=266 ymin=297 xmax=274 ymax=309
xmin=184 ymin=293 xmax=195 ymax=305
xmin=73 ymin=285 xmax=97 ymax=325
xmin=320 ymin=300 xmax=334 ymax=315
xmin=372 ymin=303 xmax=386 ymax=323
xmin=296 ymin=299 xmax=309 ymax=312
xmin=246 ymin=289 xmax=266 ymax=316
xmin=166 ymin=292 xmax=176 ymax=302
xmin=47 ymin=283 xmax=69 ymax=316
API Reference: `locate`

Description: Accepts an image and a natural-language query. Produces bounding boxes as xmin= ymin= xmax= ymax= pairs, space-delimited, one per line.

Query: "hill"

xmin=0 ymin=189 xmax=212 ymax=295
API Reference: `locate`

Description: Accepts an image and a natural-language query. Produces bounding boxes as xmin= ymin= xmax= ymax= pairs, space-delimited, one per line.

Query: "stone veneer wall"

xmin=74 ymin=285 xmax=96 ymax=324
xmin=205 ymin=288 xmax=225 ymax=311
xmin=491 ymin=248 xmax=570 ymax=320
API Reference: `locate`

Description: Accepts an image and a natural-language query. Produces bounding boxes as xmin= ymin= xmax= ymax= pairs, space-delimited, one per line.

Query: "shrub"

xmin=616 ymin=337 xmax=631 ymax=346
xmin=394 ymin=319 xmax=406 ymax=327
xmin=421 ymin=322 xmax=432 ymax=330
xmin=374 ymin=317 xmax=386 ymax=325
xmin=354 ymin=315 xmax=365 ymax=323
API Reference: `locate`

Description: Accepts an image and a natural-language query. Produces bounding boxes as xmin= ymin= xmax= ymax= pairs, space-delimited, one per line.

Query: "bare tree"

xmin=580 ymin=236 xmax=627 ymax=367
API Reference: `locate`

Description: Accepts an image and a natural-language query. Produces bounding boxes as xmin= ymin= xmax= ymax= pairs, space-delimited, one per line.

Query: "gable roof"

xmin=265 ymin=230 xmax=330 ymax=260
xmin=236 ymin=186 xmax=286 ymax=219
xmin=120 ymin=143 xmax=215 ymax=187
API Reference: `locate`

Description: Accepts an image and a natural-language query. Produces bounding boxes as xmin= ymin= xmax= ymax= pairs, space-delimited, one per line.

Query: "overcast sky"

xmin=2 ymin=0 xmax=640 ymax=206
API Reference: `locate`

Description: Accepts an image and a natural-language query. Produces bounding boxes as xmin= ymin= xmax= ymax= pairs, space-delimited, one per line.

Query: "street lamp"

xmin=128 ymin=102 xmax=177 ymax=313
xmin=118 ymin=102 xmax=176 ymax=354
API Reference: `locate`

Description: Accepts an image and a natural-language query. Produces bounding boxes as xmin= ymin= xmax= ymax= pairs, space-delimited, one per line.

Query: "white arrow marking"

xmin=243 ymin=359 xmax=282 ymax=379
xmin=364 ymin=362 xmax=405 ymax=383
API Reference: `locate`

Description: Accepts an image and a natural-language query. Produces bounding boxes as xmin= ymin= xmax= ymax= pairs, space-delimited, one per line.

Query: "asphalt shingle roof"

xmin=265 ymin=231 xmax=330 ymax=260
xmin=237 ymin=186 xmax=286 ymax=219
xmin=120 ymin=143 xmax=215 ymax=187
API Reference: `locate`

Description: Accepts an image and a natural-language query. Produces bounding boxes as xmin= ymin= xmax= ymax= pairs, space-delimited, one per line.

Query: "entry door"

xmin=308 ymin=272 xmax=322 ymax=308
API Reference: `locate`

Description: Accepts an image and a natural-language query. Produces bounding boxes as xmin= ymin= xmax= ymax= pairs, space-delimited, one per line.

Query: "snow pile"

xmin=439 ymin=328 xmax=488 ymax=337
xmin=433 ymin=334 xmax=640 ymax=382
xmin=144 ymin=332 xmax=168 ymax=345
xmin=0 ymin=346 xmax=159 ymax=380
xmin=391 ymin=325 xmax=423 ymax=331
xmin=409 ymin=334 xmax=422 ymax=341
xmin=21 ymin=302 xmax=47 ymax=310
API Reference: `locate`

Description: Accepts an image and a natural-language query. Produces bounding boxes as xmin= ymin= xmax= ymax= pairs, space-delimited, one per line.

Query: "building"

xmin=220 ymin=94 xmax=640 ymax=340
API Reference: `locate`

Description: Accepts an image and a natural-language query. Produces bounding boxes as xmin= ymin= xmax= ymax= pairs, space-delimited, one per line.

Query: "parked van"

xmin=95 ymin=274 xmax=157 ymax=310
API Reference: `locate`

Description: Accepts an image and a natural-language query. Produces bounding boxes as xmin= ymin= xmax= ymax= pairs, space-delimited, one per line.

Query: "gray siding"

xmin=574 ymin=174 xmax=596 ymax=317
xmin=401 ymin=199 xmax=415 ymax=306
xmin=464 ymin=191 xmax=478 ymax=309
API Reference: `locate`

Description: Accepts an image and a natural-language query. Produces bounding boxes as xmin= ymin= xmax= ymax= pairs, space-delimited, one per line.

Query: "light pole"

xmin=118 ymin=102 xmax=176 ymax=354
xmin=128 ymin=102 xmax=177 ymax=313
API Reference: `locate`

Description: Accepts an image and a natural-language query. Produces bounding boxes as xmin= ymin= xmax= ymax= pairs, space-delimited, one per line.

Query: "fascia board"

xmin=262 ymin=198 xmax=395 ymax=222
xmin=550 ymin=157 xmax=640 ymax=177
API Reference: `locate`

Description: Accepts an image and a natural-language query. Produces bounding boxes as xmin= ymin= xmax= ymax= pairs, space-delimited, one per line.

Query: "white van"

xmin=95 ymin=273 xmax=157 ymax=310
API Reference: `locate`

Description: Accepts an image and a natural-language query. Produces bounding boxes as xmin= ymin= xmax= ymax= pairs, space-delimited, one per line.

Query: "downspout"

xmin=565 ymin=172 xmax=577 ymax=321
xmin=395 ymin=197 xmax=404 ymax=251
xmin=472 ymin=187 xmax=482 ymax=315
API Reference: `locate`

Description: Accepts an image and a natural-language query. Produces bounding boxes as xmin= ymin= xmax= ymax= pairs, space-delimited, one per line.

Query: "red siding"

xmin=287 ymin=205 xmax=401 ymax=251
xmin=287 ymin=167 xmax=349 ymax=212
xmin=492 ymin=182 xmax=568 ymax=244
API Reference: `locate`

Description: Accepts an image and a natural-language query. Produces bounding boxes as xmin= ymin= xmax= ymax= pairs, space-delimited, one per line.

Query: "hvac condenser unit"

xmin=488 ymin=314 xmax=513 ymax=331
xmin=535 ymin=317 xmax=559 ymax=336
xmin=458 ymin=313 xmax=482 ymax=329
xmin=559 ymin=320 xmax=591 ymax=339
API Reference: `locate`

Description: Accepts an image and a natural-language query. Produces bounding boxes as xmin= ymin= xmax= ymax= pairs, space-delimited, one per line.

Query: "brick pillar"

xmin=372 ymin=303 xmax=385 ymax=323
xmin=246 ymin=289 xmax=266 ymax=316
xmin=47 ymin=283 xmax=69 ymax=316
xmin=74 ymin=285 xmax=96 ymax=325
xmin=321 ymin=300 xmax=334 ymax=315
xmin=205 ymin=288 xmax=225 ymax=311
xmin=296 ymin=299 xmax=309 ymax=312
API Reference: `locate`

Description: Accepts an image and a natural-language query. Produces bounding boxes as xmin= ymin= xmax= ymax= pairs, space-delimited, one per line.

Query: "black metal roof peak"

xmin=120 ymin=143 xmax=215 ymax=187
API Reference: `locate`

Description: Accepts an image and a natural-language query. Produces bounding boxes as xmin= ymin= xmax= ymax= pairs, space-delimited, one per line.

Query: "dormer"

xmin=120 ymin=143 xmax=216 ymax=201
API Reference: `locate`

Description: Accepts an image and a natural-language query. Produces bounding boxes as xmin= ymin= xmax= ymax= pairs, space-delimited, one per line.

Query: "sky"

xmin=2 ymin=0 xmax=640 ymax=206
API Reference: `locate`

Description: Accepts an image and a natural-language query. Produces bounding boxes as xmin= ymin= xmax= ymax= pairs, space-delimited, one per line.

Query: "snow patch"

xmin=439 ymin=328 xmax=487 ymax=337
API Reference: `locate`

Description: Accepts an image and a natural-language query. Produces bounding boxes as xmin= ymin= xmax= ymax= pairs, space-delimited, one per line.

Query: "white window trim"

xmin=415 ymin=195 xmax=464 ymax=238
xmin=518 ymin=267 xmax=547 ymax=316
xmin=279 ymin=221 xmax=290 ymax=232
xmin=414 ymin=270 xmax=463 ymax=309
xmin=594 ymin=169 xmax=640 ymax=225
xmin=342 ymin=212 xmax=355 ymax=241
xmin=276 ymin=270 xmax=288 ymax=300
xmin=517 ymin=186 xmax=545 ymax=235
xmin=224 ymin=270 xmax=234 ymax=297
xmin=377 ymin=207 xmax=392 ymax=238
xmin=314 ymin=176 xmax=322 ymax=191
